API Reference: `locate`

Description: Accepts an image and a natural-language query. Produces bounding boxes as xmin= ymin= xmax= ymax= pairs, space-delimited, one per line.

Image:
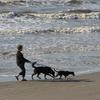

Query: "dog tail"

xmin=32 ymin=62 xmax=37 ymax=68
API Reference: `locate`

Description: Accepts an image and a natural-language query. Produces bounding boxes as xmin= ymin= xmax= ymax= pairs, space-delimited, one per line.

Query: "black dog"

xmin=55 ymin=70 xmax=75 ymax=79
xmin=32 ymin=62 xmax=55 ymax=79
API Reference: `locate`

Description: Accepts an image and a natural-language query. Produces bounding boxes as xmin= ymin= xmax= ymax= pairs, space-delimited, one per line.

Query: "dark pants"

xmin=19 ymin=64 xmax=26 ymax=78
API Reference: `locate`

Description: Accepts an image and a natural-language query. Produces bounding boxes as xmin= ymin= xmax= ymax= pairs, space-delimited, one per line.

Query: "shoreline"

xmin=0 ymin=72 xmax=100 ymax=100
xmin=0 ymin=71 xmax=100 ymax=82
xmin=0 ymin=70 xmax=100 ymax=82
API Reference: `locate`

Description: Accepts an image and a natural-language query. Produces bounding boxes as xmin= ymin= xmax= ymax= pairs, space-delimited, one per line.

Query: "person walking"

xmin=15 ymin=45 xmax=31 ymax=81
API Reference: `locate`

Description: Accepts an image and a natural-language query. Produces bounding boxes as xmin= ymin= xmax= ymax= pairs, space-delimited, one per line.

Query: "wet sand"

xmin=0 ymin=72 xmax=100 ymax=100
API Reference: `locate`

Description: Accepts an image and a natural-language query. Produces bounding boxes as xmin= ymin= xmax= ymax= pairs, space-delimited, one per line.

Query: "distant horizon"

xmin=0 ymin=0 xmax=79 ymax=3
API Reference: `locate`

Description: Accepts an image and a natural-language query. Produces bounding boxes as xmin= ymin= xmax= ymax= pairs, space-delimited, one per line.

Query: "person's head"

xmin=17 ymin=45 xmax=23 ymax=51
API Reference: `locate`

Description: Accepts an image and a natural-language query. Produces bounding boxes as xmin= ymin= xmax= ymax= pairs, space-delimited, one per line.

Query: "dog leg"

xmin=31 ymin=73 xmax=36 ymax=80
xmin=47 ymin=74 xmax=55 ymax=79
xmin=59 ymin=75 xmax=62 ymax=79
xmin=55 ymin=74 xmax=58 ymax=77
xmin=44 ymin=74 xmax=47 ymax=79
xmin=37 ymin=73 xmax=41 ymax=79
xmin=65 ymin=76 xmax=67 ymax=79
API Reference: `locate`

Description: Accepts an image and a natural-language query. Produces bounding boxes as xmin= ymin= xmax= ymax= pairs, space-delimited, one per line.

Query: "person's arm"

xmin=24 ymin=58 xmax=31 ymax=63
xmin=18 ymin=51 xmax=31 ymax=64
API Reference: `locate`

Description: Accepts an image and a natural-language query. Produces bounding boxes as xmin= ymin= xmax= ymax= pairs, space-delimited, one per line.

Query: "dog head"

xmin=71 ymin=72 xmax=75 ymax=76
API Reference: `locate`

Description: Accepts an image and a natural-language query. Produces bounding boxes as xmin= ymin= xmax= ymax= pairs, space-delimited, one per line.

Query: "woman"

xmin=15 ymin=45 xmax=31 ymax=81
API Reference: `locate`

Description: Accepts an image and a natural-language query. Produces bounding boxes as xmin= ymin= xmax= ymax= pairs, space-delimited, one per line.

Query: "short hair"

xmin=17 ymin=45 xmax=23 ymax=50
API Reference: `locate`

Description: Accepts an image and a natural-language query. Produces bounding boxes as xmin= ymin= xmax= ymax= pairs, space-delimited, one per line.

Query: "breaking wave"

xmin=0 ymin=11 xmax=100 ymax=19
xmin=0 ymin=11 xmax=100 ymax=35
xmin=0 ymin=26 xmax=99 ymax=35
xmin=27 ymin=11 xmax=100 ymax=19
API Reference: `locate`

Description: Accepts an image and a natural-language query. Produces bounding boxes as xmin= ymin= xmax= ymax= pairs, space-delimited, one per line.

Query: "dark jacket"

xmin=16 ymin=50 xmax=30 ymax=66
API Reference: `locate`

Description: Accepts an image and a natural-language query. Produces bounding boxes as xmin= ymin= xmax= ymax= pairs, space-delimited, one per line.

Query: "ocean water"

xmin=0 ymin=0 xmax=100 ymax=82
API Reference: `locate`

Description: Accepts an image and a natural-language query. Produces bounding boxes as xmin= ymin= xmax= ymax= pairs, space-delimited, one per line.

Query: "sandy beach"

xmin=0 ymin=72 xmax=100 ymax=100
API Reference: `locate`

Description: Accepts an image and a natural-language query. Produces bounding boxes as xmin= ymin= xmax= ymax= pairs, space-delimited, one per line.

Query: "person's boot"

xmin=21 ymin=78 xmax=27 ymax=81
